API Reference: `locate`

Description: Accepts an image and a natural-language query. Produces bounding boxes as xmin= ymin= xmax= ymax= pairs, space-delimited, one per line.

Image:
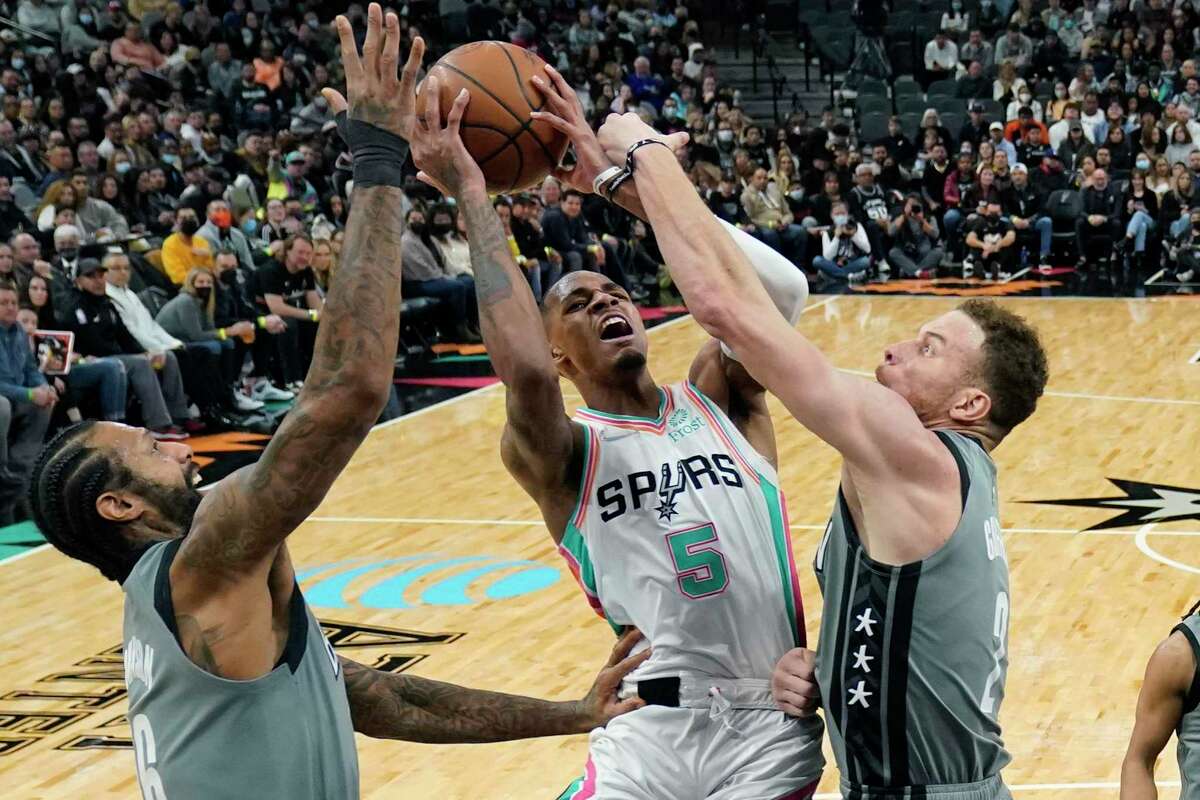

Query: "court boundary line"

xmin=303 ymin=515 xmax=1200 ymax=538
xmin=1190 ymin=346 xmax=1200 ymax=364
xmin=811 ymin=782 xmax=1179 ymax=798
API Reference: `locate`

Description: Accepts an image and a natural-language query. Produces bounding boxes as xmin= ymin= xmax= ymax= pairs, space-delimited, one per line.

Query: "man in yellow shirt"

xmin=161 ymin=207 xmax=214 ymax=285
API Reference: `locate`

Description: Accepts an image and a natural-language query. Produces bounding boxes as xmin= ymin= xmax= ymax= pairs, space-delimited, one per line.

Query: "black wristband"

xmin=335 ymin=110 xmax=409 ymax=189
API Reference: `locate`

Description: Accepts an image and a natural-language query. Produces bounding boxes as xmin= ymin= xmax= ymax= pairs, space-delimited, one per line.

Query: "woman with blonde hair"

xmin=310 ymin=238 xmax=338 ymax=294
xmin=993 ymin=60 xmax=1027 ymax=105
xmin=1147 ymin=155 xmax=1172 ymax=198
xmin=35 ymin=180 xmax=78 ymax=232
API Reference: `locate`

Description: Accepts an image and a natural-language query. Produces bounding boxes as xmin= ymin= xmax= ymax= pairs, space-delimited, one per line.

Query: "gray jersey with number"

xmin=121 ymin=539 xmax=359 ymax=799
xmin=814 ymin=430 xmax=1012 ymax=796
xmin=1174 ymin=614 xmax=1200 ymax=800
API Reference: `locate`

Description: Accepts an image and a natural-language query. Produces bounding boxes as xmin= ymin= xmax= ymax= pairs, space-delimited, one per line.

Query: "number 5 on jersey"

xmin=666 ymin=523 xmax=729 ymax=599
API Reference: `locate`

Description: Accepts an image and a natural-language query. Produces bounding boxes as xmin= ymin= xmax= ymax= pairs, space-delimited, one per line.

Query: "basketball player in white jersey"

xmin=413 ymin=76 xmax=823 ymax=798
xmin=591 ymin=112 xmax=1049 ymax=799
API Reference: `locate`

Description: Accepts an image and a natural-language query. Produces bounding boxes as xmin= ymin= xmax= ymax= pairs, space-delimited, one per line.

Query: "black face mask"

xmin=59 ymin=247 xmax=78 ymax=261
xmin=194 ymin=287 xmax=211 ymax=302
xmin=180 ymin=218 xmax=199 ymax=236
xmin=988 ymin=212 xmax=1002 ymax=220
xmin=430 ymin=222 xmax=452 ymax=237
xmin=409 ymin=222 xmax=426 ymax=235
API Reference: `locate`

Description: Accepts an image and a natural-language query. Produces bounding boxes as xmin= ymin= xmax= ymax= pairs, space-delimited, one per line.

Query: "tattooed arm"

xmin=414 ymin=88 xmax=581 ymax=541
xmin=169 ymin=8 xmax=424 ymax=679
xmin=341 ymin=629 xmax=649 ymax=742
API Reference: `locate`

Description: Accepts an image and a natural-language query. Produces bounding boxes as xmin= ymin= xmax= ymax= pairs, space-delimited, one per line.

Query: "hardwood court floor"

xmin=1 ymin=295 xmax=1199 ymax=798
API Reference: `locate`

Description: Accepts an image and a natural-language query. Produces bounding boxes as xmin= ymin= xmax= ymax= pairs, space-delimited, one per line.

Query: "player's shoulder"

xmin=1149 ymin=628 xmax=1200 ymax=691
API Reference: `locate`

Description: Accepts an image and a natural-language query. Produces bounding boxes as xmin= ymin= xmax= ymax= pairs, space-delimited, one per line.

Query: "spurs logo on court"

xmin=1028 ymin=479 xmax=1200 ymax=530
xmin=655 ymin=461 xmax=687 ymax=521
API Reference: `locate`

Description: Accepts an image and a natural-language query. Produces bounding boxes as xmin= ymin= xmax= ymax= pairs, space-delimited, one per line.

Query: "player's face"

xmin=545 ymin=272 xmax=648 ymax=381
xmin=876 ymin=311 xmax=987 ymax=424
xmin=87 ymin=423 xmax=203 ymax=536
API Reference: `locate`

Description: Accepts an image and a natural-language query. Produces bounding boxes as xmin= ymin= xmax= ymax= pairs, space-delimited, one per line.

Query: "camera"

xmin=910 ymin=203 xmax=923 ymax=215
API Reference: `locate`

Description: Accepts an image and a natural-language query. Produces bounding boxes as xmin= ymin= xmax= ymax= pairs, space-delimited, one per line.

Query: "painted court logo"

xmin=295 ymin=555 xmax=560 ymax=610
xmin=1028 ymin=478 xmax=1200 ymax=529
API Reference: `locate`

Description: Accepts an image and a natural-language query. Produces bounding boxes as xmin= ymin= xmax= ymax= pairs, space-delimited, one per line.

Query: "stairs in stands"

xmin=712 ymin=29 xmax=832 ymax=125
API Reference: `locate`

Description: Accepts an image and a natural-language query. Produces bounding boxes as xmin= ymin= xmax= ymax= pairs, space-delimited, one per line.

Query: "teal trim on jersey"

xmin=557 ymin=776 xmax=585 ymax=800
xmin=577 ymin=386 xmax=668 ymax=423
xmin=565 ymin=423 xmax=595 ymax=532
xmin=758 ymin=474 xmax=801 ymax=648
xmin=561 ymin=523 xmax=623 ymax=636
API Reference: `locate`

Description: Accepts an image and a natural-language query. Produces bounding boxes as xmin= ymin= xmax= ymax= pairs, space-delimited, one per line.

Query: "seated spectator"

xmin=255 ymin=234 xmax=324 ymax=389
xmin=0 ymin=280 xmax=53 ymax=524
xmin=993 ymin=60 xmax=1029 ymax=105
xmin=493 ymin=198 xmax=547 ymax=300
xmin=1015 ymin=125 xmax=1053 ymax=169
xmin=110 ymin=22 xmax=166 ymax=71
xmin=1071 ymin=154 xmax=1098 ymax=190
xmin=947 ymin=166 xmax=1005 ymax=258
xmin=994 ymin=27 xmax=1033 ymax=72
xmin=959 ymin=30 xmax=994 ymax=72
xmin=924 ymin=28 xmax=959 ymax=88
xmin=1171 ymin=207 xmax=1200 ymax=282
xmin=964 ymin=199 xmax=1017 ymax=279
xmin=509 ymin=194 xmax=561 ymax=299
xmin=770 ymin=151 xmax=805 ymax=213
xmin=58 ymin=257 xmax=193 ymax=439
xmin=69 ymin=170 xmax=129 ymax=241
xmin=35 ymin=180 xmax=77 ymax=234
xmin=1147 ymin=155 xmax=1172 ymax=198
xmin=1166 ymin=123 xmax=1198 ymax=168
xmin=943 ymin=152 xmax=978 ymax=216
xmin=400 ymin=208 xmax=479 ymax=344
xmin=0 ymin=175 xmax=29 ymax=243
xmin=1075 ymin=168 xmax=1122 ymax=268
xmin=197 ymin=199 xmax=255 ymax=272
xmin=268 ymin=151 xmax=319 ymax=214
xmin=1161 ymin=170 xmax=1196 ymax=238
xmin=162 ymin=206 xmax=214 ymax=285
xmin=960 ymin=103 xmax=991 ymax=149
xmin=1047 ymin=82 xmax=1072 ymax=122
xmin=987 ymin=121 xmax=1018 ymax=164
xmin=209 ymin=248 xmax=291 ymax=405
xmin=541 ymin=189 xmax=631 ymax=294
xmin=848 ymin=163 xmax=892 ymax=272
xmin=625 ymin=56 xmax=665 ymax=109
xmin=154 ymin=266 xmax=264 ymax=416
xmin=310 ymin=238 xmax=338 ymax=295
xmin=942 ymin=1 xmax=970 ymax=36
xmin=741 ymin=166 xmax=810 ymax=268
xmin=888 ymin=194 xmax=944 ymax=279
xmin=813 ymin=202 xmax=870 ymax=282
xmin=1007 ymin=87 xmax=1045 ymax=123
xmin=20 ymin=273 xmax=54 ymax=329
xmin=1117 ymin=169 xmax=1160 ymax=291
xmin=1005 ymin=163 xmax=1053 ymax=269
xmin=921 ymin=142 xmax=953 ymax=218
xmin=1058 ymin=120 xmax=1096 ymax=171
xmin=10 ymin=232 xmax=52 ymax=291
xmin=1031 ymin=30 xmax=1069 ymax=86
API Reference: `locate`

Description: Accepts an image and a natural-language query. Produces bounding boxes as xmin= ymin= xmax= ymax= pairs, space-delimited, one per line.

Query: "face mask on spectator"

xmin=431 ymin=222 xmax=452 ymax=236
xmin=1056 ymin=87 xmax=1068 ymax=98
xmin=410 ymin=221 xmax=426 ymax=235
xmin=181 ymin=218 xmax=199 ymax=235
xmin=11 ymin=58 xmax=24 ymax=71
xmin=212 ymin=209 xmax=233 ymax=229
xmin=59 ymin=247 xmax=78 ymax=261
xmin=116 ymin=162 xmax=131 ymax=174
xmin=195 ymin=287 xmax=211 ymax=302
xmin=717 ymin=129 xmax=734 ymax=143
xmin=79 ymin=12 xmax=93 ymax=25
xmin=832 ymin=213 xmax=849 ymax=226
xmin=1136 ymin=157 xmax=1151 ymax=170
xmin=162 ymin=153 xmax=178 ymax=166
xmin=242 ymin=219 xmax=258 ymax=236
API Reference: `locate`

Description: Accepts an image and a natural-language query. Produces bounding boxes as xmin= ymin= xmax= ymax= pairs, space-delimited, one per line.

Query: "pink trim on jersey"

xmin=569 ymin=756 xmax=599 ymax=800
xmin=557 ymin=545 xmax=606 ymax=618
xmin=570 ymin=424 xmax=602 ymax=530
xmin=575 ymin=389 xmax=675 ymax=435
xmin=772 ymin=778 xmax=819 ymax=800
xmin=681 ymin=382 xmax=756 ymax=478
xmin=779 ymin=490 xmax=807 ymax=648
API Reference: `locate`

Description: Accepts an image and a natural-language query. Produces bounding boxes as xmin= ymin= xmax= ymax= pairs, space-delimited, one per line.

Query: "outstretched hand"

xmin=321 ymin=2 xmax=425 ymax=142
xmin=532 ymin=67 xmax=689 ymax=194
xmin=578 ymin=628 xmax=651 ymax=728
xmin=411 ymin=79 xmax=487 ymax=199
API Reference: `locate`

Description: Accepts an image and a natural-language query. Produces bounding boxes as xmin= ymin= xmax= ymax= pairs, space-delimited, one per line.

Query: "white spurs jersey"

xmin=558 ymin=381 xmax=807 ymax=680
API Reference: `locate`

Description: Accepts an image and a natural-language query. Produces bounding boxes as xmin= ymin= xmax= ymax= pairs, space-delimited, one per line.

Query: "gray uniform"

xmin=122 ymin=538 xmax=359 ymax=799
xmin=1173 ymin=614 xmax=1200 ymax=800
xmin=814 ymin=430 xmax=1012 ymax=799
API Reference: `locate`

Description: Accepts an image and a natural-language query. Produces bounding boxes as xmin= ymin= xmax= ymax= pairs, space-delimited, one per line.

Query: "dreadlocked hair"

xmin=28 ymin=421 xmax=141 ymax=584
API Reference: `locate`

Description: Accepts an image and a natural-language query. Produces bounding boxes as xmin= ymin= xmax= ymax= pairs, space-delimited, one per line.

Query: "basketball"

xmin=415 ymin=41 xmax=569 ymax=194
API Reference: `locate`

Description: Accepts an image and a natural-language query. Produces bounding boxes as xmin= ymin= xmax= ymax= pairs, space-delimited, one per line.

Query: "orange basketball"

xmin=415 ymin=41 xmax=570 ymax=194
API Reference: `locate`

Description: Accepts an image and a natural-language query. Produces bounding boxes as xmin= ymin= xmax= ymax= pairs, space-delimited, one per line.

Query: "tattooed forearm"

xmin=458 ymin=186 xmax=553 ymax=385
xmin=185 ymin=184 xmax=408 ymax=572
xmin=340 ymin=658 xmax=591 ymax=743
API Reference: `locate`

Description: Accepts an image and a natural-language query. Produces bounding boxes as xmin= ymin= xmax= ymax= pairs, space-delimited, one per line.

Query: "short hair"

xmin=562 ymin=188 xmax=584 ymax=201
xmin=28 ymin=422 xmax=143 ymax=583
xmin=958 ymin=299 xmax=1049 ymax=434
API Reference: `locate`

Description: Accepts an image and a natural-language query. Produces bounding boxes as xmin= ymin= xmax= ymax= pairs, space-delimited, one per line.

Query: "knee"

xmin=0 ymin=394 xmax=10 ymax=423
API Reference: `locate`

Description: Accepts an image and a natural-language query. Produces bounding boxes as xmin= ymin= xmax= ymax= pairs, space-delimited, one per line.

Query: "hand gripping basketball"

xmin=532 ymin=66 xmax=690 ymax=195
xmin=411 ymin=79 xmax=487 ymax=199
xmin=321 ymin=3 xmax=424 ymax=144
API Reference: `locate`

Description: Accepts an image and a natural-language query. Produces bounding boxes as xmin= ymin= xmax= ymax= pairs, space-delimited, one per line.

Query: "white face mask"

xmin=1019 ymin=93 xmax=1032 ymax=103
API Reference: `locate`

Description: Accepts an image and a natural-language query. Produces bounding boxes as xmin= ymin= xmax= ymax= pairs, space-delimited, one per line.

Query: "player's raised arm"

xmin=591 ymin=113 xmax=939 ymax=474
xmin=414 ymin=90 xmax=580 ymax=538
xmin=1121 ymin=631 xmax=1195 ymax=799
xmin=178 ymin=9 xmax=421 ymax=583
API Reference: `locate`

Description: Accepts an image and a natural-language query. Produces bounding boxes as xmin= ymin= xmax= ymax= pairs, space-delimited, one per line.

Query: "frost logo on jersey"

xmin=597 ymin=453 xmax=745 ymax=522
xmin=667 ymin=406 xmax=707 ymax=443
xmin=655 ymin=461 xmax=687 ymax=521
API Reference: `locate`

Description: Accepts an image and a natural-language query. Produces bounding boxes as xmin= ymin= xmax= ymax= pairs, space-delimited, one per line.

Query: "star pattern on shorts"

xmin=851 ymin=644 xmax=874 ymax=673
xmin=848 ymin=680 xmax=872 ymax=708
xmin=854 ymin=606 xmax=877 ymax=637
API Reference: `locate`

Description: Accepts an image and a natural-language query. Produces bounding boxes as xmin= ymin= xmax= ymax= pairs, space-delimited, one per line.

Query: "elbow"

xmin=687 ymin=288 xmax=740 ymax=343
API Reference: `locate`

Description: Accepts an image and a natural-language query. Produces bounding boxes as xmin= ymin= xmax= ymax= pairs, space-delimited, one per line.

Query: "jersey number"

xmin=979 ymin=591 xmax=1009 ymax=715
xmin=132 ymin=713 xmax=168 ymax=799
xmin=666 ymin=524 xmax=729 ymax=599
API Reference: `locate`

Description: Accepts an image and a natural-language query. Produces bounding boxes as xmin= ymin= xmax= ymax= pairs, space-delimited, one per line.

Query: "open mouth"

xmin=598 ymin=313 xmax=634 ymax=341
